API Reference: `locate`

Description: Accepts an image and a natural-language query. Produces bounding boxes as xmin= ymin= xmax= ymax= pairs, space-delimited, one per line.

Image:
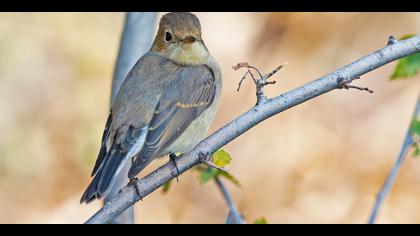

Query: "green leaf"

xmin=413 ymin=146 xmax=420 ymax=158
xmin=198 ymin=166 xmax=219 ymax=184
xmin=196 ymin=166 xmax=241 ymax=187
xmin=253 ymin=217 xmax=268 ymax=224
xmin=197 ymin=150 xmax=241 ymax=186
xmin=411 ymin=118 xmax=420 ymax=136
xmin=162 ymin=179 xmax=172 ymax=194
xmin=212 ymin=149 xmax=232 ymax=168
xmin=390 ymin=53 xmax=420 ymax=80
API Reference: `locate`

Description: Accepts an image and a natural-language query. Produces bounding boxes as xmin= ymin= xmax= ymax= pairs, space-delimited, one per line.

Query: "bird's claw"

xmin=169 ymin=153 xmax=180 ymax=183
xmin=128 ymin=177 xmax=143 ymax=201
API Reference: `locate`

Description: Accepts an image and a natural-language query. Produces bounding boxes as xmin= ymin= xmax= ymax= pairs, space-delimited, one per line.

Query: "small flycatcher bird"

xmin=81 ymin=12 xmax=222 ymax=203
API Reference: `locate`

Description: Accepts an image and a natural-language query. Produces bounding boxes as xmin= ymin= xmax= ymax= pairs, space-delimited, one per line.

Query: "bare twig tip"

xmin=232 ymin=62 xmax=250 ymax=70
xmin=344 ymin=84 xmax=374 ymax=93
xmin=234 ymin=61 xmax=288 ymax=104
xmin=337 ymin=76 xmax=374 ymax=94
xmin=237 ymin=71 xmax=250 ymax=92
xmin=205 ymin=161 xmax=232 ymax=175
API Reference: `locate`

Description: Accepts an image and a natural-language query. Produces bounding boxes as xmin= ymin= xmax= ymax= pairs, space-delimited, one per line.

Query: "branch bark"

xmin=368 ymin=93 xmax=420 ymax=224
xmin=105 ymin=12 xmax=157 ymax=224
xmin=213 ymin=176 xmax=245 ymax=224
xmin=85 ymin=35 xmax=420 ymax=224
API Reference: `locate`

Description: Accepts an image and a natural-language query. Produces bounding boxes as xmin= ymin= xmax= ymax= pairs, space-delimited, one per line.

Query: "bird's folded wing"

xmin=128 ymin=65 xmax=216 ymax=178
xmin=82 ymin=53 xmax=163 ymax=201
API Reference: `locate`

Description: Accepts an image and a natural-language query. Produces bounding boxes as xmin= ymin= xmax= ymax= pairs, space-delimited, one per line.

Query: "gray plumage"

xmin=81 ymin=44 xmax=222 ymax=203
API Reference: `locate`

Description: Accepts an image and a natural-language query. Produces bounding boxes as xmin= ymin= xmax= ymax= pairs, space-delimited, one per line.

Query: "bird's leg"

xmin=128 ymin=177 xmax=143 ymax=201
xmin=128 ymin=157 xmax=144 ymax=200
xmin=169 ymin=153 xmax=180 ymax=183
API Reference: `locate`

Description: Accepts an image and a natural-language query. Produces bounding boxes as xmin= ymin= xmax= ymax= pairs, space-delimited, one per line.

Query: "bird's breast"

xmin=162 ymin=77 xmax=222 ymax=156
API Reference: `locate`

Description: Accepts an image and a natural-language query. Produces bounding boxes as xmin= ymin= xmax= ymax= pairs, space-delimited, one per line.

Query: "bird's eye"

xmin=164 ymin=32 xmax=173 ymax=42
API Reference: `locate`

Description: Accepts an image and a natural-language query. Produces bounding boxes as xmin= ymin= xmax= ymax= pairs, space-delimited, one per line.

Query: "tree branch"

xmin=85 ymin=35 xmax=420 ymax=224
xmin=105 ymin=12 xmax=157 ymax=224
xmin=212 ymin=176 xmax=245 ymax=224
xmin=368 ymin=93 xmax=420 ymax=224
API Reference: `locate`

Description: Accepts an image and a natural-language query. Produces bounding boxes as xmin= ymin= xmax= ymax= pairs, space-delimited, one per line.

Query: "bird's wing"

xmin=81 ymin=52 xmax=163 ymax=203
xmin=90 ymin=112 xmax=113 ymax=177
xmin=128 ymin=64 xmax=216 ymax=178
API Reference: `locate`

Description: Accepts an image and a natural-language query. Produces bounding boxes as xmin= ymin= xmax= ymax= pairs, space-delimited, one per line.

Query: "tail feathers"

xmin=97 ymin=148 xmax=126 ymax=196
xmin=80 ymin=168 xmax=103 ymax=204
xmin=80 ymin=147 xmax=126 ymax=204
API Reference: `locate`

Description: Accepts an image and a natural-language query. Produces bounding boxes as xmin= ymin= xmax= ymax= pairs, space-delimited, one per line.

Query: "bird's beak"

xmin=180 ymin=36 xmax=196 ymax=44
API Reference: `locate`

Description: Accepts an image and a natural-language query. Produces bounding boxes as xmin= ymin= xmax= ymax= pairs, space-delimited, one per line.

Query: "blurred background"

xmin=0 ymin=12 xmax=419 ymax=224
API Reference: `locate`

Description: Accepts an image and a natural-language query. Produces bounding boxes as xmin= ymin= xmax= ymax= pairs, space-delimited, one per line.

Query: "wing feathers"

xmin=128 ymin=65 xmax=216 ymax=179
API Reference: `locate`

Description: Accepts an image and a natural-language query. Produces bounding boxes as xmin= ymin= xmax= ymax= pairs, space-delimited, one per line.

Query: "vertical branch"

xmin=214 ymin=176 xmax=245 ymax=224
xmin=368 ymin=93 xmax=420 ymax=224
xmin=106 ymin=12 xmax=157 ymax=224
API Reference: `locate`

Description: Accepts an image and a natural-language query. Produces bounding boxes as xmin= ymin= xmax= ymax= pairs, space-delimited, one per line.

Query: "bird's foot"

xmin=128 ymin=177 xmax=143 ymax=201
xmin=169 ymin=153 xmax=180 ymax=183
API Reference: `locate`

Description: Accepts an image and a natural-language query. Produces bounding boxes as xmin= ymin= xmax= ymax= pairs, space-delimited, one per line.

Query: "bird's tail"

xmin=80 ymin=169 xmax=103 ymax=204
xmin=80 ymin=146 xmax=126 ymax=204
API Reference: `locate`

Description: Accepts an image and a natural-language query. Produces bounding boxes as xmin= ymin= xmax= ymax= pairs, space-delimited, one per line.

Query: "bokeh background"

xmin=0 ymin=12 xmax=419 ymax=224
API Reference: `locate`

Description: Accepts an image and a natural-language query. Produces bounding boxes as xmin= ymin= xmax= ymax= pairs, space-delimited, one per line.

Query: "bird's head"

xmin=151 ymin=12 xmax=210 ymax=65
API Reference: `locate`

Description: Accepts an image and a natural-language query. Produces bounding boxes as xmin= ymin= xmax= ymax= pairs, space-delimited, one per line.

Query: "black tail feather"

xmin=80 ymin=168 xmax=103 ymax=204
xmin=97 ymin=147 xmax=126 ymax=196
xmin=80 ymin=145 xmax=126 ymax=204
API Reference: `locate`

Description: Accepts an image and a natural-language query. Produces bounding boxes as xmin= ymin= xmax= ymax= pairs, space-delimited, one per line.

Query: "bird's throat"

xmin=169 ymin=41 xmax=210 ymax=65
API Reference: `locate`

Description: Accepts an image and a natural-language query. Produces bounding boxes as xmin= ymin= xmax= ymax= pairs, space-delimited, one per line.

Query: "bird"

xmin=80 ymin=12 xmax=222 ymax=204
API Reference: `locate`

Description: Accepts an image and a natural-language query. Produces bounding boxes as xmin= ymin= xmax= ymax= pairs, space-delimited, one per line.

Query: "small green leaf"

xmin=198 ymin=167 xmax=219 ymax=184
xmin=196 ymin=165 xmax=241 ymax=187
xmin=399 ymin=34 xmax=416 ymax=40
xmin=197 ymin=150 xmax=241 ymax=186
xmin=162 ymin=179 xmax=173 ymax=194
xmin=253 ymin=217 xmax=268 ymax=224
xmin=212 ymin=149 xmax=232 ymax=168
xmin=411 ymin=118 xmax=420 ymax=136
xmin=390 ymin=53 xmax=420 ymax=80
xmin=413 ymin=146 xmax=420 ymax=158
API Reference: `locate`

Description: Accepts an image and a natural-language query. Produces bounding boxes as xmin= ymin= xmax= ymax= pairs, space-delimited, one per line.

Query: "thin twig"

xmin=265 ymin=61 xmax=288 ymax=80
xmin=213 ymin=176 xmax=245 ymax=224
xmin=237 ymin=71 xmax=250 ymax=92
xmin=341 ymin=84 xmax=374 ymax=93
xmin=234 ymin=62 xmax=287 ymax=105
xmin=337 ymin=76 xmax=374 ymax=93
xmin=205 ymin=161 xmax=231 ymax=175
xmin=233 ymin=62 xmax=263 ymax=78
xmin=368 ymin=93 xmax=420 ymax=224
xmin=85 ymin=35 xmax=420 ymax=224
